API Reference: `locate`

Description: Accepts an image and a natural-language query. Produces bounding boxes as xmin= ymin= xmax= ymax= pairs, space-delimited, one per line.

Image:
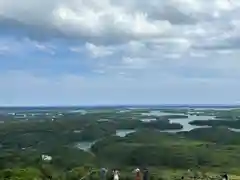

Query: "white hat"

xmin=135 ymin=168 xmax=140 ymax=172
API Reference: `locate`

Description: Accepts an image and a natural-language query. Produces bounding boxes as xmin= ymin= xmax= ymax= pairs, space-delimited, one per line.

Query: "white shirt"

xmin=113 ymin=171 xmax=119 ymax=180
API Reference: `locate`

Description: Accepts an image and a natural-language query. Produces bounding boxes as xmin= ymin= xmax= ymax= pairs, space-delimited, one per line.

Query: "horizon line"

xmin=0 ymin=103 xmax=240 ymax=108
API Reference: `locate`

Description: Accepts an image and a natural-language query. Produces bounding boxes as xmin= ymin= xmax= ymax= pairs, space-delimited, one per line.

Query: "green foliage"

xmin=92 ymin=129 xmax=240 ymax=171
xmin=189 ymin=119 xmax=240 ymax=129
xmin=180 ymin=127 xmax=240 ymax=145
xmin=116 ymin=119 xmax=183 ymax=130
xmin=0 ymin=167 xmax=42 ymax=180
xmin=1 ymin=108 xmax=240 ymax=179
xmin=80 ymin=122 xmax=116 ymax=141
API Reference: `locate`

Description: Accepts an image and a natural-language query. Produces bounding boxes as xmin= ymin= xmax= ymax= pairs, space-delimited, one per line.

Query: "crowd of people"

xmin=85 ymin=167 xmax=228 ymax=180
xmin=99 ymin=168 xmax=149 ymax=180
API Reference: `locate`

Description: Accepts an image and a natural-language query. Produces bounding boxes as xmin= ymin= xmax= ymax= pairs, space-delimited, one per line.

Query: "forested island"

xmin=0 ymin=107 xmax=240 ymax=179
xmin=189 ymin=119 xmax=240 ymax=129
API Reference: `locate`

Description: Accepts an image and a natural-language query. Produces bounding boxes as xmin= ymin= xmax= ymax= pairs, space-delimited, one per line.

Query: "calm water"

xmin=168 ymin=115 xmax=215 ymax=131
xmin=76 ymin=142 xmax=96 ymax=151
xmin=116 ymin=129 xmax=136 ymax=137
xmin=229 ymin=128 xmax=240 ymax=132
xmin=141 ymin=111 xmax=215 ymax=132
xmin=142 ymin=111 xmax=182 ymax=116
xmin=76 ymin=130 xmax=136 ymax=151
xmin=76 ymin=110 xmax=237 ymax=151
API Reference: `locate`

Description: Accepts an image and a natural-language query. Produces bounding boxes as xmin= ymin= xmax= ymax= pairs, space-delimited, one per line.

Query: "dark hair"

xmin=221 ymin=174 xmax=228 ymax=180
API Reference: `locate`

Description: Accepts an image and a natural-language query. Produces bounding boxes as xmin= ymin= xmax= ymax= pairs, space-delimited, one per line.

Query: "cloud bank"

xmin=0 ymin=0 xmax=240 ymax=105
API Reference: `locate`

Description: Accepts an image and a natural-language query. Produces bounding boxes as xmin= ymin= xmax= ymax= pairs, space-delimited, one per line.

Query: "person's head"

xmin=222 ymin=174 xmax=228 ymax=180
xmin=102 ymin=168 xmax=107 ymax=173
xmin=135 ymin=168 xmax=140 ymax=172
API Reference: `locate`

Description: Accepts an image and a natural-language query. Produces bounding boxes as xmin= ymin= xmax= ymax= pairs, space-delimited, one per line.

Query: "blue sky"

xmin=1 ymin=0 xmax=240 ymax=106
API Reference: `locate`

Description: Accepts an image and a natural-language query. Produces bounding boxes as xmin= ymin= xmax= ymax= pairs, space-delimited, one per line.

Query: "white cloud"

xmin=50 ymin=0 xmax=172 ymax=40
xmin=0 ymin=45 xmax=9 ymax=54
xmin=121 ymin=57 xmax=148 ymax=69
xmin=215 ymin=49 xmax=234 ymax=54
xmin=69 ymin=46 xmax=83 ymax=53
xmin=126 ymin=41 xmax=146 ymax=53
xmin=34 ymin=42 xmax=55 ymax=55
xmin=1 ymin=0 xmax=240 ymax=105
xmin=0 ymin=0 xmax=239 ymax=55
xmin=164 ymin=53 xmax=182 ymax=59
xmin=85 ymin=42 xmax=113 ymax=58
xmin=0 ymin=0 xmax=238 ymax=41
xmin=189 ymin=51 xmax=206 ymax=57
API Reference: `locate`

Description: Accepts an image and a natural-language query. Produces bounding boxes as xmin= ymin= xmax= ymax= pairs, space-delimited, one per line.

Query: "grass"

xmin=148 ymin=168 xmax=240 ymax=180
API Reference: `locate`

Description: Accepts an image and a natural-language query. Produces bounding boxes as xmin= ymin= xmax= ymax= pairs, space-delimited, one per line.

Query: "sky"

xmin=1 ymin=0 xmax=240 ymax=106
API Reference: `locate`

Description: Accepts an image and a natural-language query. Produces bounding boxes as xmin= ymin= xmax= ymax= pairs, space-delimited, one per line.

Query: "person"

xmin=100 ymin=168 xmax=108 ymax=180
xmin=142 ymin=168 xmax=149 ymax=180
xmin=221 ymin=173 xmax=228 ymax=180
xmin=133 ymin=168 xmax=141 ymax=180
xmin=113 ymin=169 xmax=120 ymax=180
